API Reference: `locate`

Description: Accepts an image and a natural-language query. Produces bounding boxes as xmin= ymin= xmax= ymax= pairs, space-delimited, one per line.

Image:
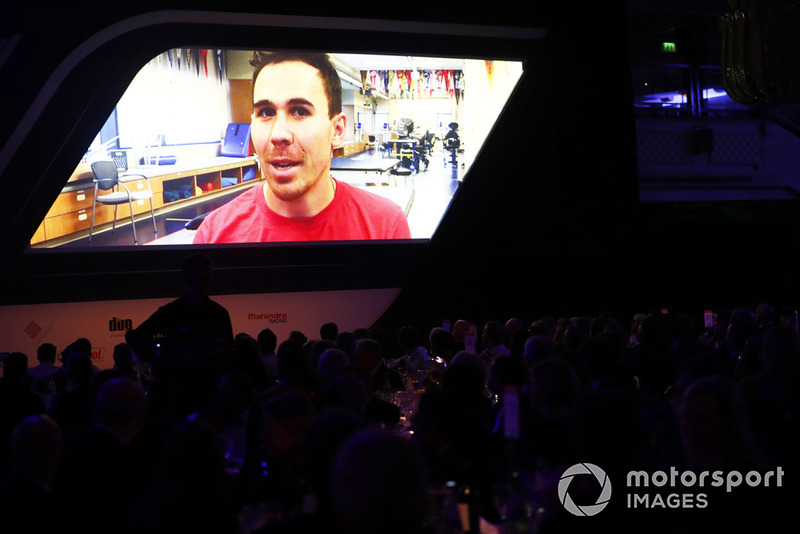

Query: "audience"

xmin=4 ymin=300 xmax=800 ymax=533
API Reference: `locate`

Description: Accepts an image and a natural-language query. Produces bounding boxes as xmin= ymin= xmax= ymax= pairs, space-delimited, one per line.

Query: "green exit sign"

xmin=662 ymin=41 xmax=677 ymax=53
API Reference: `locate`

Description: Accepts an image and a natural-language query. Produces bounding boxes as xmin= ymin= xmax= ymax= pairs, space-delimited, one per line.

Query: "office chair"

xmin=90 ymin=160 xmax=157 ymax=245
xmin=365 ymin=134 xmax=379 ymax=154
xmin=443 ymin=123 xmax=460 ymax=167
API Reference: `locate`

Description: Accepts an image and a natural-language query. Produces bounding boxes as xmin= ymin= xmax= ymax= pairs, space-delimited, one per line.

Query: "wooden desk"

xmin=32 ymin=156 xmax=260 ymax=246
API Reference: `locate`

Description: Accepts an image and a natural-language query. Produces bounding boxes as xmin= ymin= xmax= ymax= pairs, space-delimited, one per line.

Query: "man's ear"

xmin=331 ymin=112 xmax=346 ymax=148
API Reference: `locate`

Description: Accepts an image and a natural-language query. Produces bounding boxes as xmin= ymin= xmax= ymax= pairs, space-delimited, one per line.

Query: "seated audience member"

xmin=314 ymin=348 xmax=349 ymax=411
xmin=259 ymin=339 xmax=322 ymax=402
xmin=392 ymin=325 xmax=430 ymax=372
xmin=410 ymin=388 xmax=499 ymax=524
xmin=331 ymin=428 xmax=428 ymax=534
xmin=674 ymin=374 xmax=786 ymax=533
xmin=739 ymin=325 xmax=800 ymax=457
xmin=486 ymin=354 xmax=529 ymax=440
xmin=0 ymin=414 xmax=102 ymax=534
xmin=51 ymin=339 xmax=98 ymax=394
xmin=319 ymin=322 xmax=339 ymax=343
xmin=126 ymin=419 xmax=239 ymax=534
xmin=308 ymin=338 xmax=336 ymax=369
xmin=480 ymin=320 xmax=510 ymax=366
xmin=0 ymin=352 xmax=47 ymax=471
xmin=525 ymin=357 xmax=582 ymax=469
xmin=522 ymin=334 xmax=556 ymax=372
xmin=111 ymin=342 xmax=149 ymax=390
xmin=231 ymin=335 xmax=273 ymax=393
xmin=335 ymin=331 xmax=357 ymax=357
xmin=191 ymin=371 xmax=260 ymax=465
xmin=28 ymin=343 xmax=60 ymax=393
xmin=236 ymin=391 xmax=318 ymax=522
xmin=450 ymin=319 xmax=471 ymax=353
xmin=48 ymin=351 xmax=95 ymax=433
xmin=428 ymin=327 xmax=457 ymax=366
xmin=353 ymin=327 xmax=373 ymax=341
xmin=351 ymin=338 xmax=405 ymax=394
xmin=55 ymin=376 xmax=153 ymax=534
xmin=332 ymin=364 xmax=401 ymax=428
xmin=257 ymin=328 xmax=279 ymax=382
xmin=439 ymin=354 xmax=493 ymax=432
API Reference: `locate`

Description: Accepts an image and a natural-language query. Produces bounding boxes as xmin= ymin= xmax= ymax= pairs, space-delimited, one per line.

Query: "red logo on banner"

xmin=24 ymin=321 xmax=42 ymax=339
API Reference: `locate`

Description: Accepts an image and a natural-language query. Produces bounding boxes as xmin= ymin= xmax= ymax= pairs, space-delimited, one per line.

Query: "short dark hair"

xmin=250 ymin=51 xmax=342 ymax=118
xmin=37 ymin=342 xmax=57 ymax=363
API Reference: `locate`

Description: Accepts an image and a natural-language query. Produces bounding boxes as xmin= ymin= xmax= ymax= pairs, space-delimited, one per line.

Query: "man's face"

xmin=251 ymin=61 xmax=345 ymax=206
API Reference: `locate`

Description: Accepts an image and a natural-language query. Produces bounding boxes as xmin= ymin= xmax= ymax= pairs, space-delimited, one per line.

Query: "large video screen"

xmin=30 ymin=49 xmax=523 ymax=248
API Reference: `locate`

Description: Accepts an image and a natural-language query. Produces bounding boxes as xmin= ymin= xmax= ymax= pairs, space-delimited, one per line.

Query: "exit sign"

xmin=662 ymin=41 xmax=677 ymax=53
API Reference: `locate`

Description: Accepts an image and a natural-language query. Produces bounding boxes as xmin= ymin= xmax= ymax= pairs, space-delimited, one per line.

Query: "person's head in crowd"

xmin=724 ymin=317 xmax=756 ymax=358
xmin=112 ymin=342 xmax=135 ymax=374
xmin=335 ymin=331 xmax=357 ymax=356
xmin=257 ymin=328 xmax=278 ymax=355
xmin=487 ymin=354 xmax=528 ymax=397
xmin=7 ymin=414 xmax=63 ymax=489
xmin=449 ymin=350 xmax=488 ymax=388
xmin=317 ymin=348 xmax=349 ymax=390
xmin=2 ymin=352 xmax=29 ymax=382
xmin=528 ymin=317 xmax=554 ymax=337
xmin=60 ymin=338 xmax=91 ymax=362
xmin=481 ymin=320 xmax=506 ymax=350
xmin=755 ymin=302 xmax=775 ymax=330
xmin=182 ymin=253 xmax=214 ymax=299
xmin=93 ymin=376 xmax=147 ymax=444
xmin=261 ymin=390 xmax=316 ymax=461
xmin=288 ymin=330 xmax=308 ymax=346
xmin=352 ymin=338 xmax=384 ymax=374
xmin=451 ymin=319 xmax=471 ymax=345
xmin=320 ymin=322 xmax=338 ymax=342
xmin=302 ymin=409 xmax=366 ymax=514
xmin=36 ymin=343 xmax=57 ymax=365
xmin=440 ymin=354 xmax=488 ymax=402
xmin=523 ymin=335 xmax=556 ymax=371
xmin=396 ymin=325 xmax=422 ymax=354
xmin=353 ymin=327 xmax=373 ymax=340
xmin=210 ymin=371 xmax=254 ymax=422
xmin=63 ymin=351 xmax=94 ymax=387
xmin=562 ymin=322 xmax=589 ymax=353
xmin=334 ymin=364 xmax=372 ymax=413
xmin=309 ymin=338 xmax=336 ymax=366
xmin=505 ymin=317 xmax=524 ymax=333
xmin=276 ymin=339 xmax=312 ymax=379
xmin=332 ymin=428 xmax=428 ymax=534
xmin=428 ymin=327 xmax=455 ymax=363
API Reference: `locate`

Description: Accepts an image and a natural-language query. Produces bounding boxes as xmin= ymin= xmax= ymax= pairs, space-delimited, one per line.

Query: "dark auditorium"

xmin=2 ymin=1 xmax=800 ymax=533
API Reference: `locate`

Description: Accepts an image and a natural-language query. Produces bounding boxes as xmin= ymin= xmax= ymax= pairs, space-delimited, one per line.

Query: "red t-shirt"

xmin=193 ymin=178 xmax=411 ymax=243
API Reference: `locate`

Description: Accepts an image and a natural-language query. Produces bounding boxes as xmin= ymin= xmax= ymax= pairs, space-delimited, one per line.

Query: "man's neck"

xmin=263 ymin=174 xmax=336 ymax=218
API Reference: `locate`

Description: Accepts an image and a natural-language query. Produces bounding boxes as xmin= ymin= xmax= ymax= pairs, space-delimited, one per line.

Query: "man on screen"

xmin=193 ymin=51 xmax=411 ymax=243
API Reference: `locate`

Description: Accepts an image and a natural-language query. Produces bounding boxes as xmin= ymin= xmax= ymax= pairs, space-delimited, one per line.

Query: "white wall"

xmin=460 ymin=59 xmax=524 ymax=169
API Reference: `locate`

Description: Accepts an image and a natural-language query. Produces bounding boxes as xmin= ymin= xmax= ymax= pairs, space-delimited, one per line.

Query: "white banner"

xmin=0 ymin=288 xmax=401 ymax=370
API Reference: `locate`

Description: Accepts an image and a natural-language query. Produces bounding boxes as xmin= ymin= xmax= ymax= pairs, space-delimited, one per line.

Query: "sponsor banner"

xmin=0 ymin=288 xmax=401 ymax=370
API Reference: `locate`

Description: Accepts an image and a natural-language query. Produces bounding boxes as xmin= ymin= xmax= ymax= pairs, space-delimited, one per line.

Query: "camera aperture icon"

xmin=558 ymin=463 xmax=612 ymax=516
